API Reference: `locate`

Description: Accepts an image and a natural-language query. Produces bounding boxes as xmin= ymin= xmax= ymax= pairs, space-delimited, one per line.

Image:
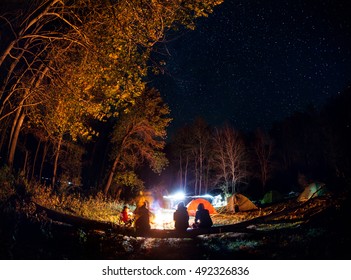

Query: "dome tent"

xmin=186 ymin=198 xmax=217 ymax=216
xmin=261 ymin=190 xmax=283 ymax=205
xmin=226 ymin=193 xmax=258 ymax=212
xmin=297 ymin=182 xmax=327 ymax=202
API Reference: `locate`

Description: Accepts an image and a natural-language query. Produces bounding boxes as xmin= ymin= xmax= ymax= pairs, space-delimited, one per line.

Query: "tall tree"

xmin=0 ymin=0 xmax=92 ymax=169
xmin=0 ymin=0 xmax=224 ymax=184
xmin=103 ymin=88 xmax=171 ymax=196
xmin=212 ymin=123 xmax=248 ymax=194
xmin=171 ymin=125 xmax=193 ymax=193
xmin=253 ymin=128 xmax=274 ymax=191
xmin=191 ymin=117 xmax=212 ymax=195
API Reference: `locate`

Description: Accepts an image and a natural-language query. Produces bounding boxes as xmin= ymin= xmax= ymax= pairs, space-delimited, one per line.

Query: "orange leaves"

xmin=104 ymin=87 xmax=171 ymax=193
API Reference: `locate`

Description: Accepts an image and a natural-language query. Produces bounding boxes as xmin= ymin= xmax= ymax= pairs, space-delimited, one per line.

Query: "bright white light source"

xmin=163 ymin=191 xmax=185 ymax=200
xmin=173 ymin=191 xmax=185 ymax=200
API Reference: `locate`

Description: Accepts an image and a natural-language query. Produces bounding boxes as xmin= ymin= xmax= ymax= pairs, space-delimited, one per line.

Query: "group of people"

xmin=120 ymin=203 xmax=152 ymax=233
xmin=120 ymin=201 xmax=213 ymax=234
xmin=173 ymin=201 xmax=213 ymax=232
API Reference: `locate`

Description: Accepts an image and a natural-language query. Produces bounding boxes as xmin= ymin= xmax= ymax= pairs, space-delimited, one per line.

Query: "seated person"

xmin=120 ymin=205 xmax=133 ymax=226
xmin=193 ymin=203 xmax=213 ymax=229
xmin=173 ymin=201 xmax=189 ymax=232
xmin=133 ymin=202 xmax=151 ymax=234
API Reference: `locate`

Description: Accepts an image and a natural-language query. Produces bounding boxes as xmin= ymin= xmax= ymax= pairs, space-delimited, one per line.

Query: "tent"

xmin=261 ymin=190 xmax=283 ymax=205
xmin=186 ymin=198 xmax=217 ymax=216
xmin=226 ymin=193 xmax=258 ymax=212
xmin=297 ymin=182 xmax=327 ymax=202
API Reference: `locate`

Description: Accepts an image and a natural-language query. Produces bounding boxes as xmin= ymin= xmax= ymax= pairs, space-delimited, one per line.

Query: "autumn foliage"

xmin=0 ymin=0 xmax=223 ymax=194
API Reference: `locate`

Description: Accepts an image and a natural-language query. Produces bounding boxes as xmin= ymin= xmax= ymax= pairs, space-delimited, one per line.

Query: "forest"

xmin=1 ymin=0 xmax=351 ymax=260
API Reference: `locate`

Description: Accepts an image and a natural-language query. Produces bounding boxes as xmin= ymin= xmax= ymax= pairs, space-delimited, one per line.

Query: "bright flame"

xmin=150 ymin=208 xmax=175 ymax=229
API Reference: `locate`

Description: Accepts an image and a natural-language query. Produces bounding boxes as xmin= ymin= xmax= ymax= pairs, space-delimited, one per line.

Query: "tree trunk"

xmin=205 ymin=163 xmax=210 ymax=194
xmin=52 ymin=136 xmax=62 ymax=187
xmin=103 ymin=154 xmax=121 ymax=196
xmin=0 ymin=40 xmax=16 ymax=68
xmin=39 ymin=142 xmax=48 ymax=182
xmin=184 ymin=155 xmax=188 ymax=193
xmin=178 ymin=153 xmax=183 ymax=190
xmin=21 ymin=148 xmax=29 ymax=178
xmin=7 ymin=110 xmax=25 ymax=169
xmin=0 ymin=128 xmax=5 ymax=154
xmin=0 ymin=46 xmax=28 ymax=102
xmin=194 ymin=157 xmax=198 ymax=195
xmin=199 ymin=144 xmax=203 ymax=195
xmin=31 ymin=140 xmax=41 ymax=181
xmin=7 ymin=101 xmax=24 ymax=151
xmin=0 ymin=118 xmax=11 ymax=154
xmin=6 ymin=62 xmax=48 ymax=169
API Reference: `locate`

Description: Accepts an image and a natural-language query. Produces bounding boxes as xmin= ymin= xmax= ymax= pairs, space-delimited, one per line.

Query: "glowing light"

xmin=173 ymin=191 xmax=185 ymax=200
xmin=163 ymin=191 xmax=185 ymax=201
xmin=195 ymin=194 xmax=214 ymax=199
xmin=212 ymin=194 xmax=227 ymax=207
xmin=151 ymin=208 xmax=175 ymax=229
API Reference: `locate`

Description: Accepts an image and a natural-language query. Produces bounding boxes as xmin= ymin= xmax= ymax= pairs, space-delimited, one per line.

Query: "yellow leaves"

xmin=23 ymin=0 xmax=225 ymax=157
xmin=110 ymin=87 xmax=171 ymax=175
xmin=108 ymin=53 xmax=119 ymax=60
xmin=120 ymin=92 xmax=129 ymax=100
xmin=83 ymin=84 xmax=93 ymax=92
xmin=109 ymin=84 xmax=121 ymax=96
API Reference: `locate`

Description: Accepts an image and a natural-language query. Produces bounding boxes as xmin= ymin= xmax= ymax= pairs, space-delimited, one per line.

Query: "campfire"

xmin=150 ymin=208 xmax=175 ymax=229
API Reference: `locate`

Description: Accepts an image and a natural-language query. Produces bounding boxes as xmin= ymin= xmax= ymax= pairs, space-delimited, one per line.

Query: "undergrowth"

xmin=27 ymin=184 xmax=133 ymax=224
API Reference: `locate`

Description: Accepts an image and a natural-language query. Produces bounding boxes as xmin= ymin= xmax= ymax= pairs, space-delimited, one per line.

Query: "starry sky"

xmin=150 ymin=0 xmax=351 ymax=136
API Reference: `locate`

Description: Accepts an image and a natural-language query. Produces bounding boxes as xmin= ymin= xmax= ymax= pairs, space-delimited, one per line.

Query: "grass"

xmin=28 ymin=184 xmax=131 ymax=225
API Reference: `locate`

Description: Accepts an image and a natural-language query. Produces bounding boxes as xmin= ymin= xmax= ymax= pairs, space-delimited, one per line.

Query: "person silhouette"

xmin=173 ymin=201 xmax=189 ymax=232
xmin=193 ymin=202 xmax=213 ymax=229
xmin=134 ymin=202 xmax=151 ymax=234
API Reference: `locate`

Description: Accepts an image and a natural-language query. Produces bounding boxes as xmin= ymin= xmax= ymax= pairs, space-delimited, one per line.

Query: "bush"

xmin=0 ymin=165 xmax=15 ymax=201
xmin=29 ymin=183 xmax=127 ymax=224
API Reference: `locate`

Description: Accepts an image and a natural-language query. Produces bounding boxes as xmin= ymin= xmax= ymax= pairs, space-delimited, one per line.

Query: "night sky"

xmin=151 ymin=0 xmax=351 ymax=136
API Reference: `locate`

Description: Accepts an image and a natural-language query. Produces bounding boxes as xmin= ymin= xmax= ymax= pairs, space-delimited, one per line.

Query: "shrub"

xmin=0 ymin=165 xmax=15 ymax=201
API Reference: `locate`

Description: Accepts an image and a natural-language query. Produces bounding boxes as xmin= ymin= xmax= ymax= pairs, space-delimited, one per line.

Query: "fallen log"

xmin=32 ymin=196 xmax=334 ymax=239
xmin=33 ymin=202 xmax=121 ymax=231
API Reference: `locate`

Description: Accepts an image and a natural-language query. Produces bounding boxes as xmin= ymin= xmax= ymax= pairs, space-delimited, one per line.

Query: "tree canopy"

xmin=104 ymin=87 xmax=171 ymax=196
xmin=0 ymin=0 xmax=224 ymax=192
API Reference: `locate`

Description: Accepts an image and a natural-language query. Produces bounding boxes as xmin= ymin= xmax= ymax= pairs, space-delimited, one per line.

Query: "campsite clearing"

xmin=1 ymin=192 xmax=350 ymax=259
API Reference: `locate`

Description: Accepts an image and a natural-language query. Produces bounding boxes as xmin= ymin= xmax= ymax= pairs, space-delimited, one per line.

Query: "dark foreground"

xmin=1 ymin=195 xmax=351 ymax=260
